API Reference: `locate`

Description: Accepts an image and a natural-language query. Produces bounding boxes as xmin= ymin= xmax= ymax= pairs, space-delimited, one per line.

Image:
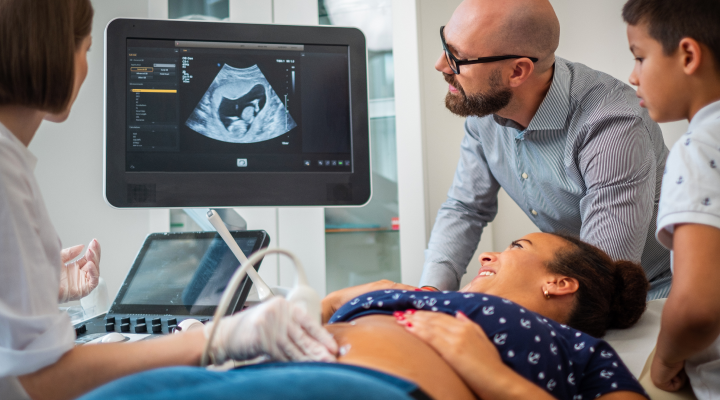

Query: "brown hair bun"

xmin=546 ymin=233 xmax=649 ymax=337
xmin=608 ymin=260 xmax=649 ymax=330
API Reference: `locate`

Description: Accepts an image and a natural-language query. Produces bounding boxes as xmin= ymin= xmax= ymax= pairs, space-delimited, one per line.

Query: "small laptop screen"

xmin=110 ymin=231 xmax=267 ymax=316
xmin=120 ymin=236 xmax=256 ymax=309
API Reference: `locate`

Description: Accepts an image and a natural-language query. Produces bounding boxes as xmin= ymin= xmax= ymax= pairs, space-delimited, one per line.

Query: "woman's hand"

xmin=395 ymin=310 xmax=503 ymax=369
xmin=397 ymin=310 xmax=556 ymax=400
xmin=58 ymin=239 xmax=101 ymax=303
xmin=651 ymin=353 xmax=688 ymax=391
xmin=321 ymin=280 xmax=420 ymax=323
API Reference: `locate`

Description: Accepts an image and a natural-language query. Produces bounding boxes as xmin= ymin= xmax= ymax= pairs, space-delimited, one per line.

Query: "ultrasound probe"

xmin=200 ymin=247 xmax=322 ymax=367
xmin=206 ymin=209 xmax=274 ymax=301
xmin=200 ymin=210 xmax=321 ymax=367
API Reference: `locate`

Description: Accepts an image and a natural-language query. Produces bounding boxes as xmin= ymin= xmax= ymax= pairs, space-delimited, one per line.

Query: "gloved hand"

xmin=58 ymin=239 xmax=101 ymax=303
xmin=206 ymin=296 xmax=338 ymax=364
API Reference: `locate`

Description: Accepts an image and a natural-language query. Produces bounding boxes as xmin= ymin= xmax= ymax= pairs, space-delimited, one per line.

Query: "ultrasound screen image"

xmin=185 ymin=64 xmax=297 ymax=143
xmin=125 ymin=39 xmax=352 ymax=173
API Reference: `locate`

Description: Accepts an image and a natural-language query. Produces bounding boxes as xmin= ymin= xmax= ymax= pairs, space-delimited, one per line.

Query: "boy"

xmin=623 ymin=0 xmax=720 ymax=397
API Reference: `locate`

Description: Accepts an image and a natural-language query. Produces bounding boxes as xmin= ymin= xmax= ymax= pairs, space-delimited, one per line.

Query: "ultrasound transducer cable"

xmin=201 ymin=210 xmax=322 ymax=367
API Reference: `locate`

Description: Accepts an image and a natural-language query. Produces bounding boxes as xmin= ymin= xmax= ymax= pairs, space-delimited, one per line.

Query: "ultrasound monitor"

xmin=104 ymin=19 xmax=370 ymax=208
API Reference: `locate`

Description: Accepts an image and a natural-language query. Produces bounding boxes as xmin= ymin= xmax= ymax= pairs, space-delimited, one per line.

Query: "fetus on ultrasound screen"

xmin=185 ymin=64 xmax=297 ymax=143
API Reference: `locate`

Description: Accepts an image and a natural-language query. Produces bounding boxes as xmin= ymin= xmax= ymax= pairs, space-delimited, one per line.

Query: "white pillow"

xmin=603 ymin=299 xmax=665 ymax=378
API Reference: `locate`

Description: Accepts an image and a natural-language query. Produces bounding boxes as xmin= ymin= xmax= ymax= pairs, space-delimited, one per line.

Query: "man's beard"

xmin=444 ymin=69 xmax=512 ymax=118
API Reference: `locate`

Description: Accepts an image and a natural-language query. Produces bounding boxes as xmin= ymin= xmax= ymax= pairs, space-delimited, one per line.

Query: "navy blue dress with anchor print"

xmin=329 ymin=290 xmax=648 ymax=400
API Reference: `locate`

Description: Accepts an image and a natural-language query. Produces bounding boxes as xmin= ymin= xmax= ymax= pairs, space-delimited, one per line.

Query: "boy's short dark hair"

xmin=0 ymin=0 xmax=93 ymax=114
xmin=622 ymin=0 xmax=720 ymax=69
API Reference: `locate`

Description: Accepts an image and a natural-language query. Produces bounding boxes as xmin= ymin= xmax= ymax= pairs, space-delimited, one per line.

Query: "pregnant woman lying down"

xmin=80 ymin=232 xmax=649 ymax=400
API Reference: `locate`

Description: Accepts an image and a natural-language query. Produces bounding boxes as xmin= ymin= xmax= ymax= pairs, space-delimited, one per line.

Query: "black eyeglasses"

xmin=440 ymin=26 xmax=538 ymax=75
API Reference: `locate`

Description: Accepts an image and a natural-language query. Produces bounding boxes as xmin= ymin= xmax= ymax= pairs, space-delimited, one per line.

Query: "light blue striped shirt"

xmin=420 ymin=57 xmax=671 ymax=300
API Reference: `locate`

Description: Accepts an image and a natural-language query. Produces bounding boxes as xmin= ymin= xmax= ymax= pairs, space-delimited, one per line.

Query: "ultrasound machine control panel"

xmin=73 ymin=231 xmax=269 ymax=344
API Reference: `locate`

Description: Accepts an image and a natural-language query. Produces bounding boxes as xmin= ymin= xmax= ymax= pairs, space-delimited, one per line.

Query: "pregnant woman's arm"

xmin=322 ymin=280 xmax=420 ymax=323
xmin=399 ymin=311 xmax=647 ymax=400
xmin=398 ymin=310 xmax=554 ymax=399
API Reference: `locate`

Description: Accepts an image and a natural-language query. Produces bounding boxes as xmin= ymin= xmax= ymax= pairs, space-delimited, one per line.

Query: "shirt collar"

xmin=0 ymin=121 xmax=38 ymax=171
xmin=688 ymin=99 xmax=720 ymax=133
xmin=524 ymin=58 xmax=571 ymax=132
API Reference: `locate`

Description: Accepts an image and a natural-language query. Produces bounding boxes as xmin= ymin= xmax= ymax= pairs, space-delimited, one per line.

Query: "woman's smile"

xmin=477 ymin=269 xmax=496 ymax=277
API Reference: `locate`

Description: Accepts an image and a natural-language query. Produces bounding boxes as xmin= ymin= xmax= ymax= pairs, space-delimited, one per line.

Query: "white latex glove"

xmin=206 ymin=296 xmax=338 ymax=364
xmin=58 ymin=239 xmax=101 ymax=303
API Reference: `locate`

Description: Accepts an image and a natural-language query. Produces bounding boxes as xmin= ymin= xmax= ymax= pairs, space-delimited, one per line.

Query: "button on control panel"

xmin=99 ymin=315 xmax=213 ymax=337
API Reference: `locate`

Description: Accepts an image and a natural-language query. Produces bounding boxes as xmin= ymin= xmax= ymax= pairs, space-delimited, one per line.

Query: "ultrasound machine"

xmin=72 ymin=18 xmax=370 ymax=344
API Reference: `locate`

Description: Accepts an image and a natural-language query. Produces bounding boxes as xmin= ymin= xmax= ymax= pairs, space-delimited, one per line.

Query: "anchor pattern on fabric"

xmin=658 ymin=117 xmax=720 ymax=276
xmin=494 ymin=333 xmax=508 ymax=345
xmin=329 ymin=290 xmax=647 ymax=399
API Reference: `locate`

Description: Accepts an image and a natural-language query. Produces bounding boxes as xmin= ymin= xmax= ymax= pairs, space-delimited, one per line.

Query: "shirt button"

xmin=522 ymin=173 xmax=528 ymax=179
xmin=531 ymin=209 xmax=538 ymax=216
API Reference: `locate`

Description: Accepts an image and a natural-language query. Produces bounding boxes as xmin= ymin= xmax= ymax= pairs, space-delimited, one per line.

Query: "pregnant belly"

xmin=325 ymin=314 xmax=476 ymax=400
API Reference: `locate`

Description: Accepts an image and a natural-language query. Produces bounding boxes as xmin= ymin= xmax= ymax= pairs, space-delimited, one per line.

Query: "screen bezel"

xmin=104 ymin=18 xmax=371 ymax=208
xmin=108 ymin=230 xmax=269 ymax=316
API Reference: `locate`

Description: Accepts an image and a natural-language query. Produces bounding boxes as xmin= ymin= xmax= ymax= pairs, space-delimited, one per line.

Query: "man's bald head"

xmin=446 ymin=0 xmax=560 ymax=73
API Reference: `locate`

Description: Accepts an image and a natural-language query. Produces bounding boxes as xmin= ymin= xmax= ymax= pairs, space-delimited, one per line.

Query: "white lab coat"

xmin=0 ymin=123 xmax=75 ymax=398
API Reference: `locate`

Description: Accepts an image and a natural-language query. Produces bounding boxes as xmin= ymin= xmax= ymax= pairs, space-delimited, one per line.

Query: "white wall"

xmin=394 ymin=0 xmax=429 ymax=286
xmin=30 ymin=0 xmax=151 ymax=301
xmin=396 ymin=0 xmax=689 ymax=286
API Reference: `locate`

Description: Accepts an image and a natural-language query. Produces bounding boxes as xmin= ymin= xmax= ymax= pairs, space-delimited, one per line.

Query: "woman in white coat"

xmin=0 ymin=1 xmax=337 ymax=399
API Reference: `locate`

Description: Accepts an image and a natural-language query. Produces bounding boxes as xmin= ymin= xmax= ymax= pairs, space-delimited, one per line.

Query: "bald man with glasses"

xmin=420 ymin=0 xmax=672 ymax=300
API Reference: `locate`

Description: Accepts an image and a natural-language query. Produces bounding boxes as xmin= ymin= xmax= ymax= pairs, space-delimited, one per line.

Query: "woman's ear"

xmin=546 ymin=276 xmax=579 ymax=297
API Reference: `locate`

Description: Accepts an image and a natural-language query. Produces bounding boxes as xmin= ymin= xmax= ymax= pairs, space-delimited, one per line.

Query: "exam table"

xmin=606 ymin=299 xmax=697 ymax=399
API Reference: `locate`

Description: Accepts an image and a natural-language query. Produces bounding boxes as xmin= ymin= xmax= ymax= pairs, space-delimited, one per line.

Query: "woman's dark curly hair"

xmin=546 ymin=233 xmax=649 ymax=338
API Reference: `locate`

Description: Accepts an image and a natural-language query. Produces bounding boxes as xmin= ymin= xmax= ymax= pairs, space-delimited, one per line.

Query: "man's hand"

xmin=321 ymin=280 xmax=420 ymax=323
xmin=651 ymin=353 xmax=688 ymax=392
xmin=58 ymin=239 xmax=101 ymax=303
